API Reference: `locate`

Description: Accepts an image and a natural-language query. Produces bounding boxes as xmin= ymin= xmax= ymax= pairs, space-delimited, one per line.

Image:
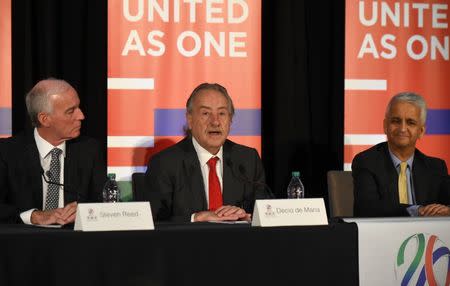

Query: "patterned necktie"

xmin=398 ymin=161 xmax=408 ymax=204
xmin=207 ymin=156 xmax=222 ymax=211
xmin=45 ymin=148 xmax=62 ymax=210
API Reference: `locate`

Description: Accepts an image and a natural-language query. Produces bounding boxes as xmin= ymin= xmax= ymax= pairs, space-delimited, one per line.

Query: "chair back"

xmin=131 ymin=172 xmax=146 ymax=201
xmin=327 ymin=171 xmax=354 ymax=217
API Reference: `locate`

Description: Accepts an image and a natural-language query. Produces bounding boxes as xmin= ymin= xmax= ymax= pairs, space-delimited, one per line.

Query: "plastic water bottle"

xmin=287 ymin=171 xmax=305 ymax=199
xmin=102 ymin=173 xmax=121 ymax=202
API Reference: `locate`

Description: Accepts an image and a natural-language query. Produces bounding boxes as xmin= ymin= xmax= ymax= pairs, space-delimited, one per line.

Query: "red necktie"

xmin=207 ymin=157 xmax=222 ymax=211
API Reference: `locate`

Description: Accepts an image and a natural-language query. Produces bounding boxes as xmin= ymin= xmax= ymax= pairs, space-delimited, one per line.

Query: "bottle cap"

xmin=107 ymin=173 xmax=116 ymax=180
xmin=292 ymin=171 xmax=300 ymax=177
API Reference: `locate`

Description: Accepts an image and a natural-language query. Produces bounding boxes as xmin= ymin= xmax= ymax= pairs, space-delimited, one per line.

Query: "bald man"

xmin=0 ymin=79 xmax=106 ymax=225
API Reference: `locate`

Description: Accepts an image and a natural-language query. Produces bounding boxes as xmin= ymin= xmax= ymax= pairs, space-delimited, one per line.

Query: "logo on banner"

xmin=395 ymin=233 xmax=450 ymax=286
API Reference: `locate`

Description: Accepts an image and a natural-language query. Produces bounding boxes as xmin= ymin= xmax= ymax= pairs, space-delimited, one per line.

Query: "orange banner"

xmin=0 ymin=0 xmax=12 ymax=137
xmin=108 ymin=0 xmax=261 ymax=180
xmin=345 ymin=0 xmax=450 ymax=170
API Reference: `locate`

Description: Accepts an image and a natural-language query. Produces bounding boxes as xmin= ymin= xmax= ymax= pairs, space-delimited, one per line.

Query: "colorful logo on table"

xmin=395 ymin=233 xmax=450 ymax=286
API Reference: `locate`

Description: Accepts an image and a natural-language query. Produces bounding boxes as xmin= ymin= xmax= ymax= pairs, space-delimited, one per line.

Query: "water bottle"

xmin=287 ymin=171 xmax=305 ymax=199
xmin=102 ymin=173 xmax=121 ymax=202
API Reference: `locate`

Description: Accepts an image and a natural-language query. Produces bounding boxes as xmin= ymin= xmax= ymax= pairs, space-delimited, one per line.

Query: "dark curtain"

xmin=12 ymin=0 xmax=344 ymax=207
xmin=12 ymin=0 xmax=107 ymax=148
xmin=262 ymin=1 xmax=345 ymax=200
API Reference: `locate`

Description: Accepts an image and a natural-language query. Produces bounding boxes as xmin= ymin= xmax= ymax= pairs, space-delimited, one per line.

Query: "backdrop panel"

xmin=108 ymin=0 xmax=262 ymax=181
xmin=345 ymin=0 xmax=450 ymax=170
xmin=0 ymin=0 xmax=12 ymax=138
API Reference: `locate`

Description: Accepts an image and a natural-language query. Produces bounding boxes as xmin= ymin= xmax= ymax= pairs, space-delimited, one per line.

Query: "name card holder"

xmin=252 ymin=198 xmax=328 ymax=227
xmin=74 ymin=202 xmax=154 ymax=231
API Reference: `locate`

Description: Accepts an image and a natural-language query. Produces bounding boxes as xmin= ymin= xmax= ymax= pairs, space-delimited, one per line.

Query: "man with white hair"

xmin=0 ymin=78 xmax=106 ymax=225
xmin=352 ymin=92 xmax=450 ymax=217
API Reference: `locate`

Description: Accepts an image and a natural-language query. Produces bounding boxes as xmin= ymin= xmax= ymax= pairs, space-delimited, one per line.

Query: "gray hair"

xmin=25 ymin=78 xmax=73 ymax=127
xmin=186 ymin=83 xmax=235 ymax=117
xmin=385 ymin=92 xmax=427 ymax=125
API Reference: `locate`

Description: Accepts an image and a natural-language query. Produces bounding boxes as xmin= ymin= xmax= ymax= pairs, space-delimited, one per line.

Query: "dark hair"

xmin=186 ymin=83 xmax=235 ymax=117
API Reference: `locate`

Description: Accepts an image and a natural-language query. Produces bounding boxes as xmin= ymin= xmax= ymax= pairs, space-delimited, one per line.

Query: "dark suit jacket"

xmin=0 ymin=131 xmax=106 ymax=223
xmin=352 ymin=142 xmax=450 ymax=217
xmin=144 ymin=137 xmax=268 ymax=222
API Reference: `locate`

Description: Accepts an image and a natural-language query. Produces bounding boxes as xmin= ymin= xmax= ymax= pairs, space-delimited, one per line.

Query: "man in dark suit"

xmin=352 ymin=92 xmax=450 ymax=217
xmin=0 ymin=79 xmax=106 ymax=225
xmin=144 ymin=83 xmax=270 ymax=222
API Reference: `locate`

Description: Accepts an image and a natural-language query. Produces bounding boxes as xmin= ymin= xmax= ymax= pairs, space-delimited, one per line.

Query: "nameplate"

xmin=74 ymin=202 xmax=154 ymax=231
xmin=251 ymin=198 xmax=328 ymax=227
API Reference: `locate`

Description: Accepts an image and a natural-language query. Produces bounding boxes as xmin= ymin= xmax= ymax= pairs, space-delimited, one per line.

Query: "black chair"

xmin=131 ymin=172 xmax=146 ymax=201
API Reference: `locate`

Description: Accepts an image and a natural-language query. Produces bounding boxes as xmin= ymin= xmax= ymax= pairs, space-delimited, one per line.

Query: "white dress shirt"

xmin=19 ymin=128 xmax=66 ymax=224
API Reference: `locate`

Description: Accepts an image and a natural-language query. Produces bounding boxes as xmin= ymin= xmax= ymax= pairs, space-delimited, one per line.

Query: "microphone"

xmin=225 ymin=158 xmax=275 ymax=200
xmin=40 ymin=168 xmax=85 ymax=201
xmin=44 ymin=170 xmax=64 ymax=188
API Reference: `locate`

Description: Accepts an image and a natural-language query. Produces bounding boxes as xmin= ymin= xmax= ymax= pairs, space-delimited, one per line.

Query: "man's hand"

xmin=419 ymin=204 xmax=450 ymax=216
xmin=194 ymin=205 xmax=251 ymax=222
xmin=31 ymin=202 xmax=78 ymax=225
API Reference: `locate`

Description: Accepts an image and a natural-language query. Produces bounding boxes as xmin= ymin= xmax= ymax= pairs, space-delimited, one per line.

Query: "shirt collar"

xmin=34 ymin=128 xmax=66 ymax=159
xmin=192 ymin=137 xmax=223 ymax=167
xmin=388 ymin=147 xmax=414 ymax=169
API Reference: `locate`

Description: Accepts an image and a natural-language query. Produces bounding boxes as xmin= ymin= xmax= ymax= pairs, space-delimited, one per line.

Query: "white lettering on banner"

xmin=380 ymin=34 xmax=397 ymax=59
xmin=122 ymin=30 xmax=166 ymax=56
xmin=177 ymin=31 xmax=202 ymax=57
xmin=149 ymin=0 xmax=169 ymax=22
xmin=122 ymin=30 xmax=146 ymax=56
xmin=177 ymin=31 xmax=246 ymax=57
xmin=120 ymin=30 xmax=248 ymax=58
xmin=147 ymin=30 xmax=166 ymax=56
xmin=229 ymin=32 xmax=247 ymax=57
xmin=119 ymin=0 xmax=250 ymax=58
xmin=359 ymin=1 xmax=448 ymax=28
xmin=357 ymin=33 xmax=448 ymax=60
xmin=358 ymin=33 xmax=397 ymax=59
xmin=122 ymin=0 xmax=248 ymax=23
xmin=207 ymin=0 xmax=224 ymax=24
xmin=205 ymin=32 xmax=225 ymax=56
xmin=407 ymin=35 xmax=449 ymax=60
xmin=123 ymin=0 xmax=144 ymax=21
xmin=358 ymin=33 xmax=380 ymax=58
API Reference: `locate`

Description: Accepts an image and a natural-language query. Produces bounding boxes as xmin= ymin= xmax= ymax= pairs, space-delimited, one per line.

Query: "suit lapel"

xmin=181 ymin=138 xmax=207 ymax=210
xmin=412 ymin=152 xmax=428 ymax=204
xmin=222 ymin=141 xmax=240 ymax=205
xmin=64 ymin=141 xmax=77 ymax=203
xmin=25 ymin=132 xmax=44 ymax=208
xmin=380 ymin=143 xmax=400 ymax=204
